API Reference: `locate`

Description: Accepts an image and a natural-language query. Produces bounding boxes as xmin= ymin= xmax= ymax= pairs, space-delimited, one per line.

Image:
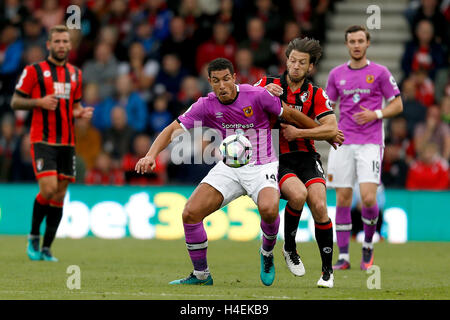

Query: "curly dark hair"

xmin=285 ymin=37 xmax=323 ymax=65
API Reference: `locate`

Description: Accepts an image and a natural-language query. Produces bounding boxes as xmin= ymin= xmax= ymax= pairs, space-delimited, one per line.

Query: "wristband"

xmin=375 ymin=109 xmax=383 ymax=119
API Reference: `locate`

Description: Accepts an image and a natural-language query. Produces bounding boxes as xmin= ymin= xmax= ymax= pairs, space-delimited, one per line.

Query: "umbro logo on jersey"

xmin=215 ymin=112 xmax=223 ymax=118
xmin=44 ymin=71 xmax=51 ymax=77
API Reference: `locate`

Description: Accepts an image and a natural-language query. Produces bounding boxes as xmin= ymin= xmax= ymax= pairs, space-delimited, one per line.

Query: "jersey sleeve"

xmin=74 ymin=68 xmax=83 ymax=103
xmin=314 ymin=88 xmax=335 ymax=120
xmin=253 ymin=76 xmax=267 ymax=87
xmin=258 ymin=87 xmax=282 ymax=117
xmin=15 ymin=65 xmax=38 ymax=97
xmin=325 ymin=69 xmax=338 ymax=104
xmin=177 ymin=98 xmax=207 ymax=131
xmin=379 ymin=67 xmax=400 ymax=102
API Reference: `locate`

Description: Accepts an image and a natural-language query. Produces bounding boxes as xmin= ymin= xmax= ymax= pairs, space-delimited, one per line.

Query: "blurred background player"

xmin=135 ymin=58 xmax=331 ymax=287
xmin=257 ymin=37 xmax=344 ymax=288
xmin=325 ymin=25 xmax=403 ymax=270
xmin=11 ymin=25 xmax=93 ymax=262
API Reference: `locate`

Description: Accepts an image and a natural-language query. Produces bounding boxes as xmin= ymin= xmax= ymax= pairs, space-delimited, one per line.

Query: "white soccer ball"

xmin=219 ymin=134 xmax=252 ymax=168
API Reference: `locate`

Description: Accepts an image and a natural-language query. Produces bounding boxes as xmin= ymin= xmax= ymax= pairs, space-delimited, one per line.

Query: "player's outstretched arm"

xmin=11 ymin=92 xmax=58 ymax=111
xmin=280 ymin=100 xmax=318 ymax=129
xmin=135 ymin=120 xmax=184 ymax=174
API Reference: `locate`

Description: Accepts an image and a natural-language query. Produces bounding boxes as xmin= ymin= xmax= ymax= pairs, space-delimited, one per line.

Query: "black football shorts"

xmin=30 ymin=142 xmax=76 ymax=182
xmin=278 ymin=151 xmax=326 ymax=190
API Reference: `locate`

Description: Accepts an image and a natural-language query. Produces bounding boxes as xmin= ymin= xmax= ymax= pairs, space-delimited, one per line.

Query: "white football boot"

xmin=282 ymin=246 xmax=306 ymax=277
xmin=317 ymin=272 xmax=334 ymax=288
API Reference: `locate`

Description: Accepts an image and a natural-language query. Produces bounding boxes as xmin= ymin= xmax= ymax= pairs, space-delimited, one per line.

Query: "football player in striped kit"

xmin=12 ymin=25 xmax=93 ymax=261
xmin=258 ymin=37 xmax=344 ymax=288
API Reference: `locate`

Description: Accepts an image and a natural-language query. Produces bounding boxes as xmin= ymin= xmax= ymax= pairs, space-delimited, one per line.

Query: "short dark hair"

xmin=345 ymin=25 xmax=371 ymax=42
xmin=285 ymin=37 xmax=322 ymax=65
xmin=207 ymin=58 xmax=234 ymax=77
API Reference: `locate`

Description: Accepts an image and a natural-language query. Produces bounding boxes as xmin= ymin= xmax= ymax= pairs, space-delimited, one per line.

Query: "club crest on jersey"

xmin=366 ymin=75 xmax=375 ymax=83
xmin=242 ymin=106 xmax=253 ymax=117
xmin=53 ymin=82 xmax=71 ymax=99
xmin=300 ymin=91 xmax=309 ymax=103
xmin=36 ymin=158 xmax=44 ymax=171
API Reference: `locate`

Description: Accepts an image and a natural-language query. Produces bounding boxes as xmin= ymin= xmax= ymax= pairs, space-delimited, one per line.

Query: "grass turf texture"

xmin=0 ymin=236 xmax=449 ymax=300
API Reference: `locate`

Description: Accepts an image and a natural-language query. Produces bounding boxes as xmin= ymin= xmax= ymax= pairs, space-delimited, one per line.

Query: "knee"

xmin=309 ymin=199 xmax=329 ymax=223
xmin=337 ymin=190 xmax=353 ymax=207
xmin=289 ymin=188 xmax=307 ymax=209
xmin=40 ymin=183 xmax=58 ymax=200
xmin=182 ymin=201 xmax=201 ymax=224
xmin=52 ymin=190 xmax=67 ymax=203
xmin=361 ymin=193 xmax=377 ymax=208
xmin=259 ymin=201 xmax=279 ymax=224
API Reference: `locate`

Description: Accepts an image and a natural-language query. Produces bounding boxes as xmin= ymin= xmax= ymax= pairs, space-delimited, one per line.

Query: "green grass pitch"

xmin=0 ymin=236 xmax=449 ymax=300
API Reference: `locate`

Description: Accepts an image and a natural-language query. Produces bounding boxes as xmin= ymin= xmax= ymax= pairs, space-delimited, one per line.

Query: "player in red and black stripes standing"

xmin=11 ymin=25 xmax=93 ymax=262
xmin=256 ymin=37 xmax=344 ymax=288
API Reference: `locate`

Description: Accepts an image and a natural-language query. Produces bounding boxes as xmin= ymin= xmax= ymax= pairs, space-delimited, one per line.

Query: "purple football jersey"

xmin=177 ymin=84 xmax=282 ymax=164
xmin=326 ymin=60 xmax=400 ymax=145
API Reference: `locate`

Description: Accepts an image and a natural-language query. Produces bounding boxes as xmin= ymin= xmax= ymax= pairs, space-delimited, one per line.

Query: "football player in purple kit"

xmin=135 ymin=58 xmax=338 ymax=286
xmin=325 ymin=26 xmax=403 ymax=270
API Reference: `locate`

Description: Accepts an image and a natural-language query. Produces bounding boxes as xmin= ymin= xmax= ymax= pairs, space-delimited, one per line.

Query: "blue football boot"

xmin=260 ymin=250 xmax=275 ymax=286
xmin=169 ymin=272 xmax=213 ymax=285
xmin=41 ymin=247 xmax=58 ymax=262
xmin=27 ymin=236 xmax=42 ymax=261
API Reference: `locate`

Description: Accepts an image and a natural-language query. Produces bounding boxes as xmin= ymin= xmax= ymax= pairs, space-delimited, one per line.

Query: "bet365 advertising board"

xmin=0 ymin=184 xmax=448 ymax=242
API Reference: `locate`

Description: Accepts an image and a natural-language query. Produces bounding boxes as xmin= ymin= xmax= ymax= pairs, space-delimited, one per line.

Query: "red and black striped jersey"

xmin=255 ymin=72 xmax=334 ymax=154
xmin=15 ymin=59 xmax=82 ymax=146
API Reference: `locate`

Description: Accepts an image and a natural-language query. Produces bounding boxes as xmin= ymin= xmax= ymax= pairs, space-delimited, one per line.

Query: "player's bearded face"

xmin=346 ymin=31 xmax=369 ymax=61
xmin=286 ymin=50 xmax=312 ymax=83
xmin=47 ymin=32 xmax=71 ymax=62
xmin=209 ymin=70 xmax=237 ymax=104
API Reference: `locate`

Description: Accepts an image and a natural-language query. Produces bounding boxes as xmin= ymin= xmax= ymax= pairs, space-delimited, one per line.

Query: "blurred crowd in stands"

xmin=383 ymin=0 xmax=449 ymax=190
xmin=0 ymin=0 xmax=448 ymax=190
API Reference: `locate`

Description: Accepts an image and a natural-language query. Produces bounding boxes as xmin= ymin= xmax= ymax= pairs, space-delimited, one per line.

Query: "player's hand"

xmin=280 ymin=123 xmax=300 ymax=141
xmin=73 ymin=106 xmax=94 ymax=119
xmin=353 ymin=105 xmax=377 ymax=125
xmin=333 ymin=129 xmax=345 ymax=146
xmin=38 ymin=94 xmax=58 ymax=111
xmin=327 ymin=129 xmax=345 ymax=149
xmin=135 ymin=155 xmax=156 ymax=174
xmin=265 ymin=83 xmax=283 ymax=96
